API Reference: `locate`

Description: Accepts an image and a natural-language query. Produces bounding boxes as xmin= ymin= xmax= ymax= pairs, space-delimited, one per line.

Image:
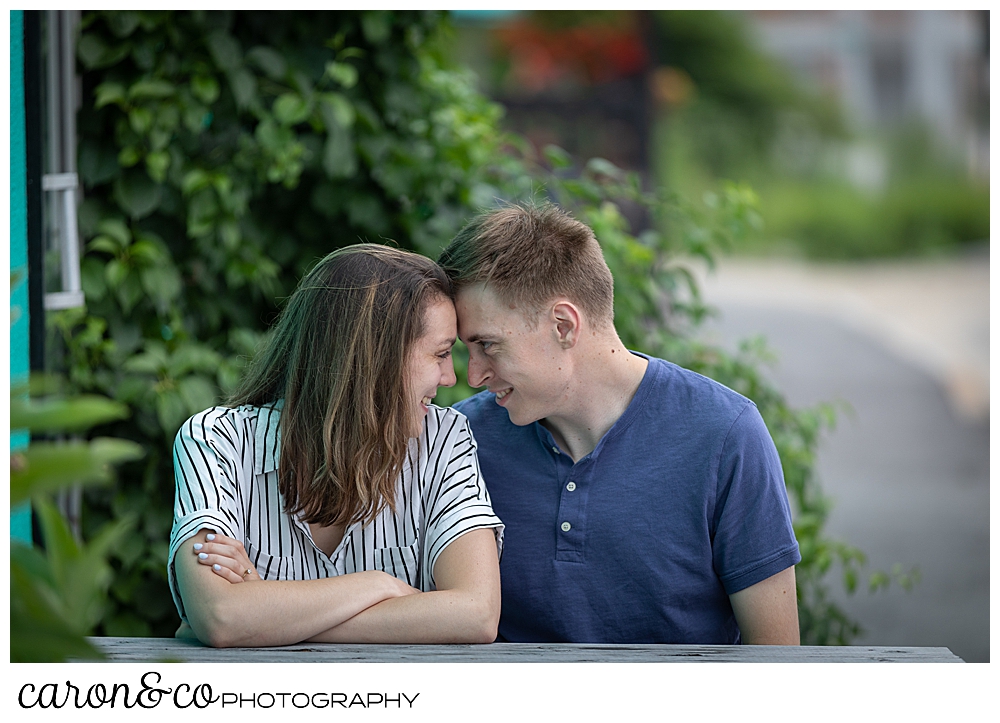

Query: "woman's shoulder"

xmin=420 ymin=404 xmax=473 ymax=448
xmin=175 ymin=404 xmax=270 ymax=446
xmin=424 ymin=403 xmax=469 ymax=429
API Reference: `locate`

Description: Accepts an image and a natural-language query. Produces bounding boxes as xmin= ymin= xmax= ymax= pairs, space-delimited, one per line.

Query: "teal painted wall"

xmin=10 ymin=9 xmax=32 ymax=542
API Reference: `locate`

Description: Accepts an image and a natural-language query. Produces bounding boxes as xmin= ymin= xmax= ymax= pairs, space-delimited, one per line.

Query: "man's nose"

xmin=466 ymin=352 xmax=490 ymax=389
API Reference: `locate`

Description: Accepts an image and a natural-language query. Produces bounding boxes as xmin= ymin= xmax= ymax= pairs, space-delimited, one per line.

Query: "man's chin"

xmin=503 ymin=405 xmax=540 ymax=427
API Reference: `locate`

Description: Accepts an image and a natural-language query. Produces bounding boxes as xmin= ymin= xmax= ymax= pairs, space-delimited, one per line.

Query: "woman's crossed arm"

xmin=174 ymin=527 xmax=500 ymax=647
xmin=174 ymin=529 xmax=417 ymax=648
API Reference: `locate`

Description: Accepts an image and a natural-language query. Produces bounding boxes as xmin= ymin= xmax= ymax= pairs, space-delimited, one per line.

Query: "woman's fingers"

xmin=195 ymin=551 xmax=255 ymax=584
xmin=193 ymin=536 xmax=258 ymax=584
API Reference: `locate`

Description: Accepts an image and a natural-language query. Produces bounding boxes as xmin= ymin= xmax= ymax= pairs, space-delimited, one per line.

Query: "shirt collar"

xmin=253 ymin=400 xmax=284 ymax=476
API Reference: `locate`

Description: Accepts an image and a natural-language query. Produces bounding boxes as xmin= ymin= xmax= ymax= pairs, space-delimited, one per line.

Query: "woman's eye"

xmin=437 ymin=350 xmax=452 ymax=359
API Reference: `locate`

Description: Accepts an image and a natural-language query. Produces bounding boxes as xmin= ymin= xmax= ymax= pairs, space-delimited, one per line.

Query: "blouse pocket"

xmin=245 ymin=543 xmax=298 ymax=581
xmin=372 ymin=542 xmax=421 ymax=590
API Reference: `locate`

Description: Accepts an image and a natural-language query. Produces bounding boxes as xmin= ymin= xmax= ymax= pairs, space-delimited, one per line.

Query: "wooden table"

xmin=89 ymin=637 xmax=963 ymax=662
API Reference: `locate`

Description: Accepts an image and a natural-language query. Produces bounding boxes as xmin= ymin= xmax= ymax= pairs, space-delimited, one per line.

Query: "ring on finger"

xmin=242 ymin=568 xmax=253 ymax=580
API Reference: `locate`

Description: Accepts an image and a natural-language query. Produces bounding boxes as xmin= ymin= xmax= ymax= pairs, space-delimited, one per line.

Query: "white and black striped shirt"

xmin=168 ymin=402 xmax=504 ymax=622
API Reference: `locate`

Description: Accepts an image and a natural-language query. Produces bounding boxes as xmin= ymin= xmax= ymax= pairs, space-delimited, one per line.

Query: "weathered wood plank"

xmin=87 ymin=637 xmax=963 ymax=663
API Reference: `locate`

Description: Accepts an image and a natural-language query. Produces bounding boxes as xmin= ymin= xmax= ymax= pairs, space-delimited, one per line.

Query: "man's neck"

xmin=541 ymin=334 xmax=648 ymax=463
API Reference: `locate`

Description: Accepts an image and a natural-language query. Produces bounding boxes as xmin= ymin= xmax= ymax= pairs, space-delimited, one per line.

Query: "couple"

xmin=169 ymin=203 xmax=801 ymax=647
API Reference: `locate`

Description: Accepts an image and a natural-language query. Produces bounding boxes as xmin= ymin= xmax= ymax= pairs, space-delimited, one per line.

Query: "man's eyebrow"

xmin=463 ymin=333 xmax=487 ymax=345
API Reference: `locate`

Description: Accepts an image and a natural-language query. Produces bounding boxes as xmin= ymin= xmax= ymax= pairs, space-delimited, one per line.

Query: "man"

xmin=439 ymin=203 xmax=801 ymax=645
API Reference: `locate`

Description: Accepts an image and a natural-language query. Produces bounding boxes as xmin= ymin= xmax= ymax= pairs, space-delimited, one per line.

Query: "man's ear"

xmin=551 ymin=300 xmax=582 ymax=349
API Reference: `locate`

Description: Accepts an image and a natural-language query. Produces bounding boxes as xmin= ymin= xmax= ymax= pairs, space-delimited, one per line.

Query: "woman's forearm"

xmin=308 ymin=587 xmax=499 ymax=644
xmin=189 ymin=574 xmax=403 ymax=648
xmin=309 ymin=528 xmax=501 ymax=645
xmin=175 ymin=532 xmax=415 ymax=648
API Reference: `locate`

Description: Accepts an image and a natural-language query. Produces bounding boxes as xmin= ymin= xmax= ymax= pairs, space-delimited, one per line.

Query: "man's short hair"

xmin=438 ymin=203 xmax=615 ymax=327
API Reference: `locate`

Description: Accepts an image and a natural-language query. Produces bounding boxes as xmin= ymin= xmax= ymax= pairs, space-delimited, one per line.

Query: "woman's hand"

xmin=191 ymin=532 xmax=421 ymax=598
xmin=192 ymin=532 xmax=259 ymax=584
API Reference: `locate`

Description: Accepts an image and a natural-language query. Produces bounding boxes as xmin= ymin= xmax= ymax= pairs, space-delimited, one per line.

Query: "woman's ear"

xmin=551 ymin=300 xmax=582 ymax=349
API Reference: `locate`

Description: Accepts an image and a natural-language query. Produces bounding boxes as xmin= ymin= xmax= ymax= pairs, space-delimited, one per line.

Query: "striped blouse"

xmin=168 ymin=402 xmax=504 ymax=622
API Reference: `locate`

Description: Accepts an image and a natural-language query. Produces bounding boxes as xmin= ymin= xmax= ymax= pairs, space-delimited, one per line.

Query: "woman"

xmin=168 ymin=244 xmax=503 ymax=647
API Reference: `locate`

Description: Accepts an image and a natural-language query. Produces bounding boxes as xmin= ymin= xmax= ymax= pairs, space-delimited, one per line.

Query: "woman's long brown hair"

xmin=228 ymin=244 xmax=453 ymax=527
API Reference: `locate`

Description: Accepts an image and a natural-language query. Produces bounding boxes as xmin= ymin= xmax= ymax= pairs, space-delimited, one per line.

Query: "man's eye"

xmin=480 ymin=341 xmax=494 ymax=351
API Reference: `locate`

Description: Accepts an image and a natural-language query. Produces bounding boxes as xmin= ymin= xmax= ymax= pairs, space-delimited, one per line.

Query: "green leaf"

xmin=207 ymin=31 xmax=242 ymax=72
xmin=228 ymin=68 xmax=258 ymax=110
xmin=78 ymin=143 xmax=121 ymax=186
xmin=325 ymin=61 xmax=358 ymax=89
xmin=273 ymin=93 xmax=311 ymax=126
xmin=118 ymin=146 xmax=141 ymax=168
xmin=10 ymin=551 xmax=105 ymax=662
xmin=94 ymin=82 xmax=127 ymax=109
xmin=145 ymin=150 xmax=170 ymax=183
xmin=543 ymin=144 xmax=573 ymax=170
xmin=140 ymin=265 xmax=183 ymax=311
xmin=181 ymin=168 xmax=212 ymax=196
xmin=129 ymin=236 xmax=167 ymax=263
xmin=77 ymin=34 xmax=130 ymax=70
xmin=10 ymin=395 xmax=130 ymax=434
xmin=322 ymin=123 xmax=357 ymax=179
xmin=186 ymin=188 xmax=219 ymax=238
xmin=360 ymin=11 xmax=392 ymax=44
xmin=114 ymin=170 xmax=162 ymax=219
xmin=80 ymin=257 xmax=108 ymax=301
xmin=123 ymin=348 xmax=167 ymax=375
xmin=167 ymin=344 xmax=223 ymax=377
xmin=191 ymin=75 xmax=220 ymax=104
xmin=178 ymin=375 xmax=218 ymax=414
xmin=585 ymin=157 xmax=625 ymax=180
xmin=116 ymin=274 xmax=144 ymax=315
xmin=97 ymin=218 xmax=132 ymax=246
xmin=104 ymin=258 xmax=129 ymax=289
xmin=128 ymin=107 xmax=154 ymax=135
xmin=11 ymin=438 xmax=145 ymax=506
xmin=128 ymin=79 xmax=175 ymax=100
xmin=105 ymin=11 xmax=141 ymax=38
xmin=219 ymin=220 xmax=241 ymax=250
xmin=155 ymin=390 xmax=189 ymax=436
xmin=319 ymin=92 xmax=355 ymax=129
xmin=87 ymin=235 xmax=122 ymax=255
xmin=34 ymin=499 xmax=135 ymax=635
xmin=246 ymin=45 xmax=287 ymax=80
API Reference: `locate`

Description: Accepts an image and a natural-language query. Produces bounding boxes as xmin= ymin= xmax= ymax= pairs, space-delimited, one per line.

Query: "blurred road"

xmin=692 ymin=250 xmax=990 ymax=663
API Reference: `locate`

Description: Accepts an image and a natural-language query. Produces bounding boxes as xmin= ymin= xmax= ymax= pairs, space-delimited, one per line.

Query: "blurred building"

xmin=453 ymin=10 xmax=654 ymax=176
xmin=745 ymin=10 xmax=989 ymax=178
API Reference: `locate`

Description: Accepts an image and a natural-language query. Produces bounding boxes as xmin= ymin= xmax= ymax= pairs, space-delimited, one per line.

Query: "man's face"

xmin=455 ymin=284 xmax=570 ymax=426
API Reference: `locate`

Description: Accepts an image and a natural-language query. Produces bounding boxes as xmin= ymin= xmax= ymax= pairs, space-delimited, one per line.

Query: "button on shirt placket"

xmin=554 ymin=465 xmax=588 ymax=563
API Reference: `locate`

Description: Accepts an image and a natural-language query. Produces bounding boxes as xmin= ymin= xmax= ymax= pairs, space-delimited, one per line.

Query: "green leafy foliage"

xmin=10 ymin=377 xmax=143 ymax=662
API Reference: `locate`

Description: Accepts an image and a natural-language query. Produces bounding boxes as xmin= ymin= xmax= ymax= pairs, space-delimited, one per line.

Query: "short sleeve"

xmin=421 ymin=412 xmax=504 ymax=589
xmin=168 ymin=407 xmax=246 ymax=620
xmin=711 ymin=402 xmax=801 ymax=595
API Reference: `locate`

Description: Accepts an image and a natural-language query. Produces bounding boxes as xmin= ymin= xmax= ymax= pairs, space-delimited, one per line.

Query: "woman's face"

xmin=405 ymin=296 xmax=458 ymax=437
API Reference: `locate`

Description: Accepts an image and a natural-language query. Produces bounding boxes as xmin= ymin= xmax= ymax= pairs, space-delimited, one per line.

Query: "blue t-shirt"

xmin=454 ymin=354 xmax=801 ymax=644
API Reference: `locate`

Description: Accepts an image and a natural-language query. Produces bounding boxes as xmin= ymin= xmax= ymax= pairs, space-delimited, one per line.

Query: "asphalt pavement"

xmin=691 ymin=250 xmax=990 ymax=663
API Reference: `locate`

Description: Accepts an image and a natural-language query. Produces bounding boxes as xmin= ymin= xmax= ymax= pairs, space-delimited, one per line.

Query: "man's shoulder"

xmin=452 ymin=391 xmax=502 ymax=423
xmin=643 ymin=355 xmax=753 ymax=416
xmin=451 ymin=392 xmax=532 ymax=446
